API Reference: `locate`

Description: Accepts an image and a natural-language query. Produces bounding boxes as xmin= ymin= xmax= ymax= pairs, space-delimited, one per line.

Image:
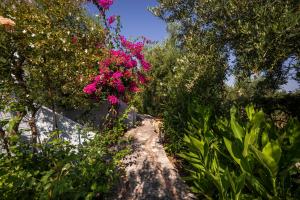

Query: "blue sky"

xmin=85 ymin=0 xmax=167 ymax=42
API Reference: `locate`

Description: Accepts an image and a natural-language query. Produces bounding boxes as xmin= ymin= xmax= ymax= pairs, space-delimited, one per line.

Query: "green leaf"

xmin=261 ymin=130 xmax=269 ymax=148
xmin=224 ymin=137 xmax=250 ymax=172
xmin=178 ymin=152 xmax=201 ymax=163
xmin=246 ymin=174 xmax=271 ymax=199
xmin=242 ymin=110 xmax=263 ymax=157
xmin=225 ymin=168 xmax=236 ymax=193
xmin=6 ymin=115 xmax=22 ymax=134
xmin=251 ymin=141 xmax=281 ymax=177
xmin=263 ymin=142 xmax=281 ymax=164
xmin=230 ymin=107 xmax=245 ymax=142
xmin=245 ymin=104 xmax=255 ymax=121
xmin=189 ymin=135 xmax=205 ymax=156
xmin=225 ymin=170 xmax=246 ymax=198
xmin=236 ymin=173 xmax=246 ymax=195
xmin=243 ymin=131 xmax=256 ymax=157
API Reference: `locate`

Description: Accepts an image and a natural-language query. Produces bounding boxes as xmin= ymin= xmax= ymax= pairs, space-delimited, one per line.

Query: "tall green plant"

xmin=180 ymin=105 xmax=300 ymax=199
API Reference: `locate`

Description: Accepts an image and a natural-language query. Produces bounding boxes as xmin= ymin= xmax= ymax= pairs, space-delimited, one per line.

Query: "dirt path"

xmin=115 ymin=117 xmax=195 ymax=200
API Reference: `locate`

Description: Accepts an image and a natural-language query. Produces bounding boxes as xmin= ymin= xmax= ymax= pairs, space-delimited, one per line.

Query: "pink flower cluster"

xmin=84 ymin=1 xmax=151 ymax=106
xmin=120 ymin=36 xmax=151 ymax=71
xmin=108 ymin=95 xmax=118 ymax=105
xmin=107 ymin=15 xmax=116 ymax=25
xmin=98 ymin=0 xmax=113 ymax=10
xmin=83 ymin=36 xmax=151 ymax=105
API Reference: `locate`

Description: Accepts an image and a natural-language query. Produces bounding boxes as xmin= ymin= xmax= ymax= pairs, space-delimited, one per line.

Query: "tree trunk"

xmin=51 ymin=103 xmax=59 ymax=138
xmin=28 ymin=109 xmax=38 ymax=152
xmin=0 ymin=126 xmax=10 ymax=157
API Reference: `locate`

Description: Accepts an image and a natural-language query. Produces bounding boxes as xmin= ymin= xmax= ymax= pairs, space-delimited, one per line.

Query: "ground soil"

xmin=114 ymin=117 xmax=195 ymax=200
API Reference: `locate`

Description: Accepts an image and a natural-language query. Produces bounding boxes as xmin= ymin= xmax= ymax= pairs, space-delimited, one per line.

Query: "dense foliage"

xmin=152 ymin=0 xmax=300 ymax=93
xmin=0 ymin=126 xmax=129 ymax=200
xmin=0 ymin=0 xmax=132 ymax=199
xmin=0 ymin=0 xmax=107 ymax=143
xmin=136 ymin=0 xmax=300 ymax=199
xmin=1 ymin=0 xmax=300 ymax=199
xmin=180 ymin=105 xmax=300 ymax=199
xmin=138 ymin=0 xmax=300 ymax=153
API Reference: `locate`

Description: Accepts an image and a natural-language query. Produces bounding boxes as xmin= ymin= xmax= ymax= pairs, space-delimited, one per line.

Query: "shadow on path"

xmin=115 ymin=118 xmax=195 ymax=200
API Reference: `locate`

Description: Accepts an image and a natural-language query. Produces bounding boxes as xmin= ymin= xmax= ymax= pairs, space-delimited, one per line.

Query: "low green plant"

xmin=180 ymin=105 xmax=300 ymax=199
xmin=0 ymin=125 xmax=127 ymax=200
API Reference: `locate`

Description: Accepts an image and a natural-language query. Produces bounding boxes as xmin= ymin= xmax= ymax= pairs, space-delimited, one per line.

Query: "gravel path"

xmin=115 ymin=117 xmax=195 ymax=200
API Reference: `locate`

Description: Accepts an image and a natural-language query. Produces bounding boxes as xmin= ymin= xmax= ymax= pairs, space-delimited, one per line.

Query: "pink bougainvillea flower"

xmin=141 ymin=59 xmax=151 ymax=71
xmin=129 ymin=82 xmax=140 ymax=93
xmin=99 ymin=65 xmax=110 ymax=74
xmin=83 ymin=0 xmax=152 ymax=106
xmin=116 ymin=83 xmax=125 ymax=93
xmin=112 ymin=77 xmax=122 ymax=86
xmin=135 ymin=52 xmax=144 ymax=61
xmin=101 ymin=58 xmax=112 ymax=68
xmin=120 ymin=36 xmax=144 ymax=56
xmin=125 ymin=59 xmax=137 ymax=68
xmin=138 ymin=72 xmax=147 ymax=84
xmin=98 ymin=0 xmax=113 ymax=10
xmin=83 ymin=82 xmax=97 ymax=94
xmin=112 ymin=71 xmax=123 ymax=79
xmin=123 ymin=70 xmax=132 ymax=79
xmin=107 ymin=15 xmax=116 ymax=25
xmin=108 ymin=95 xmax=119 ymax=105
xmin=94 ymin=75 xmax=101 ymax=82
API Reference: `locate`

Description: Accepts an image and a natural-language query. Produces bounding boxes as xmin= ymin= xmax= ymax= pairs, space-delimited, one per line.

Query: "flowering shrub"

xmin=83 ymin=0 xmax=151 ymax=105
xmin=98 ymin=0 xmax=113 ymax=10
xmin=107 ymin=15 xmax=116 ymax=25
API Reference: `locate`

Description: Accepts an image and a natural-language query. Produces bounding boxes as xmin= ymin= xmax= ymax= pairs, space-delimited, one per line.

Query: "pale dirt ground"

xmin=114 ymin=117 xmax=196 ymax=200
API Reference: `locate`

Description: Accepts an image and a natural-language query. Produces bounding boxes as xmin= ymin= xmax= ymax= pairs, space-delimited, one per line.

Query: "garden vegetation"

xmin=0 ymin=0 xmax=299 ymax=199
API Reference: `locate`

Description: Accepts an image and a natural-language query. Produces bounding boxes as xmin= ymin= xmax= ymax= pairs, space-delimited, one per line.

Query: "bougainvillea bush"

xmin=84 ymin=0 xmax=151 ymax=106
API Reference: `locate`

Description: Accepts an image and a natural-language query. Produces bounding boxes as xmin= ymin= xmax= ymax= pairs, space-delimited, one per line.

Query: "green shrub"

xmin=180 ymin=105 xmax=300 ymax=199
xmin=0 ymin=126 xmax=127 ymax=200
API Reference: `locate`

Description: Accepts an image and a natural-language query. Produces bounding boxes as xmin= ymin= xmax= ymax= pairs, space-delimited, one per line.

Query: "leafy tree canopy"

xmin=152 ymin=0 xmax=300 ymax=92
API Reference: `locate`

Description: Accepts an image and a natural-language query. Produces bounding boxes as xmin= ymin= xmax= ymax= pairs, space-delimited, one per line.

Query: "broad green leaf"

xmin=224 ymin=137 xmax=241 ymax=165
xmin=245 ymin=104 xmax=255 ymax=120
xmin=261 ymin=130 xmax=269 ymax=148
xmin=262 ymin=141 xmax=281 ymax=166
xmin=246 ymin=174 xmax=271 ymax=199
xmin=251 ymin=142 xmax=281 ymax=177
xmin=183 ymin=134 xmax=191 ymax=144
xmin=243 ymin=131 xmax=255 ymax=157
xmin=225 ymin=168 xmax=236 ymax=193
xmin=225 ymin=170 xmax=246 ymax=198
xmin=230 ymin=107 xmax=245 ymax=142
xmin=203 ymin=171 xmax=226 ymax=198
xmin=178 ymin=152 xmax=201 ymax=163
xmin=224 ymin=137 xmax=250 ymax=172
xmin=236 ymin=173 xmax=246 ymax=194
xmin=189 ymin=135 xmax=205 ymax=156
xmin=191 ymin=163 xmax=205 ymax=171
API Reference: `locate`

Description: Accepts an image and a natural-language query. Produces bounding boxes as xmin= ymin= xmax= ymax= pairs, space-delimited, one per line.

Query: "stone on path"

xmin=116 ymin=117 xmax=195 ymax=200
